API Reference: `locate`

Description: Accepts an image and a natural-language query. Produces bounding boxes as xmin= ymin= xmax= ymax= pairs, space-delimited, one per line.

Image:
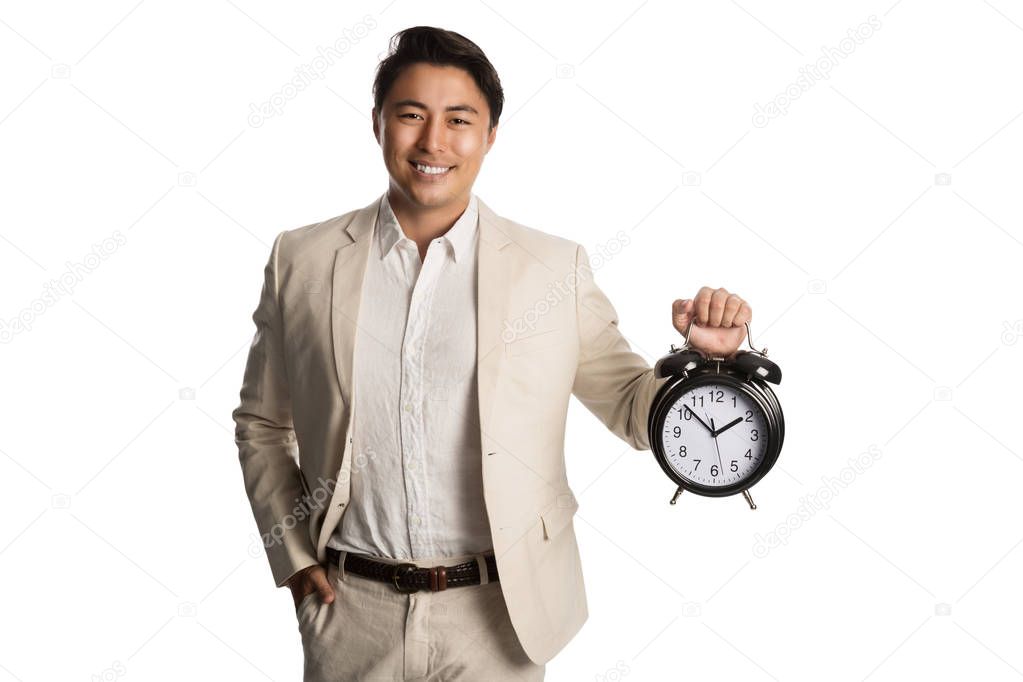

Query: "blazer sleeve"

xmin=571 ymin=244 xmax=671 ymax=451
xmin=232 ymin=231 xmax=320 ymax=588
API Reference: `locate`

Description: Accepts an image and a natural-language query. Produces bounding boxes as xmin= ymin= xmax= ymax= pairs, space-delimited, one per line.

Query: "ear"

xmin=372 ymin=108 xmax=380 ymax=144
xmin=485 ymin=123 xmax=497 ymax=152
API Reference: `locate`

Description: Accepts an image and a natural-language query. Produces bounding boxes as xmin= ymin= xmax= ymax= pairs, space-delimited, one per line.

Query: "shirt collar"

xmin=376 ymin=193 xmax=479 ymax=264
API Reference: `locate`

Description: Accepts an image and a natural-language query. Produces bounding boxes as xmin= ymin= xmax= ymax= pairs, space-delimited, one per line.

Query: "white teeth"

xmin=415 ymin=163 xmax=451 ymax=175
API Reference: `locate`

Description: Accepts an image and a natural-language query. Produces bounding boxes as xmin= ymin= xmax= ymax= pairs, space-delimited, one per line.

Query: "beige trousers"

xmin=295 ymin=549 xmax=546 ymax=681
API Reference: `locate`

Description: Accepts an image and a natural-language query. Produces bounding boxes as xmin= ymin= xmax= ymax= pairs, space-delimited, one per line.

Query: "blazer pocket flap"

xmin=540 ymin=493 xmax=579 ymax=541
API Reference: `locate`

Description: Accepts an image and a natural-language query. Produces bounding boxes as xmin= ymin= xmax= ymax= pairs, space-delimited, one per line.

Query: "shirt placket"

xmin=399 ymin=240 xmax=445 ymax=558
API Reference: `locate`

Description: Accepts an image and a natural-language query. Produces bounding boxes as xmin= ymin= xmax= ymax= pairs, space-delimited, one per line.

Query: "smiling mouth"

xmin=409 ymin=160 xmax=455 ymax=176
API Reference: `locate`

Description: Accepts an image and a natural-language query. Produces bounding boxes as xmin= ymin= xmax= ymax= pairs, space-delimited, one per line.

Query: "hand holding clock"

xmin=672 ymin=287 xmax=752 ymax=358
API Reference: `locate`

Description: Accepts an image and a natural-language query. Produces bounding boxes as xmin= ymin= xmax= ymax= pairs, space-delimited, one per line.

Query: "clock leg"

xmin=741 ymin=489 xmax=756 ymax=510
xmin=670 ymin=486 xmax=684 ymax=505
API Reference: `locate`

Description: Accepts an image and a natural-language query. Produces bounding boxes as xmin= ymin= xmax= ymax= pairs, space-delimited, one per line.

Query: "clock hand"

xmin=683 ymin=405 xmax=713 ymax=434
xmin=709 ymin=415 xmax=724 ymax=471
xmin=714 ymin=416 xmax=743 ymax=437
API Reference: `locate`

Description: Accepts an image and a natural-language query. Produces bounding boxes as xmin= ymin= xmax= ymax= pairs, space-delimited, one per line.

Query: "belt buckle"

xmin=391 ymin=562 xmax=419 ymax=593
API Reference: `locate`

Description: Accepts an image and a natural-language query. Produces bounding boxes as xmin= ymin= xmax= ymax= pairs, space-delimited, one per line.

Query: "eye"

xmin=451 ymin=118 xmax=469 ymax=125
xmin=400 ymin=113 xmax=422 ymax=120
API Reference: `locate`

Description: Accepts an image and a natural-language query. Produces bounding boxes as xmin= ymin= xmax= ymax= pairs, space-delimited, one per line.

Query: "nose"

xmin=416 ymin=116 xmax=446 ymax=154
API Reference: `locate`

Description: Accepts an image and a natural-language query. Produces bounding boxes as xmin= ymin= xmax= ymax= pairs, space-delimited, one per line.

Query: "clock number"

xmin=745 ymin=410 xmax=753 ymax=422
xmin=679 ymin=445 xmax=687 ymax=457
xmin=673 ymin=426 xmax=682 ymax=438
xmin=682 ymin=407 xmax=693 ymax=420
xmin=730 ymin=460 xmax=738 ymax=472
xmin=744 ymin=449 xmax=752 ymax=460
xmin=710 ymin=465 xmax=719 ymax=476
xmin=750 ymin=429 xmax=759 ymax=441
xmin=732 ymin=395 xmax=737 ymax=407
xmin=706 ymin=389 xmax=723 ymax=403
xmin=689 ymin=395 xmax=705 ymax=408
xmin=693 ymin=459 xmax=701 ymax=471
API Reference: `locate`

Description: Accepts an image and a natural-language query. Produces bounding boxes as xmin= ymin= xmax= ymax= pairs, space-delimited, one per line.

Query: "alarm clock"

xmin=648 ymin=320 xmax=784 ymax=508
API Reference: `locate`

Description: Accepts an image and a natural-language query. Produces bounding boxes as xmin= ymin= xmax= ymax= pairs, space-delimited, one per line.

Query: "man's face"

xmin=373 ymin=63 xmax=496 ymax=211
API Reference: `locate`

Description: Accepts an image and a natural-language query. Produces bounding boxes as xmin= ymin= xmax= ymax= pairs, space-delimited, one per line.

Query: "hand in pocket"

xmin=287 ymin=563 xmax=335 ymax=611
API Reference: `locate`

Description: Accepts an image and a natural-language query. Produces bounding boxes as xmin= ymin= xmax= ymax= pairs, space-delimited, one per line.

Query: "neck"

xmin=387 ymin=187 xmax=470 ymax=248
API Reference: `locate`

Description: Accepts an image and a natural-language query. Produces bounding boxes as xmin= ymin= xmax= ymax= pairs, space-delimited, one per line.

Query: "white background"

xmin=2 ymin=1 xmax=1022 ymax=680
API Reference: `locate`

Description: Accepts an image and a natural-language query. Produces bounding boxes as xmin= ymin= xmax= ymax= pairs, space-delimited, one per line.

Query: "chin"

xmin=406 ymin=182 xmax=458 ymax=203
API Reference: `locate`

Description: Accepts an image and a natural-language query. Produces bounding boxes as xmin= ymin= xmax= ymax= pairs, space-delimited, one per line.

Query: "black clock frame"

xmin=648 ymin=348 xmax=785 ymax=498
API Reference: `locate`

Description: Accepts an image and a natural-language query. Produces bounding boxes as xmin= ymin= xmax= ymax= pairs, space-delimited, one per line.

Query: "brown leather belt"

xmin=326 ymin=547 xmax=499 ymax=593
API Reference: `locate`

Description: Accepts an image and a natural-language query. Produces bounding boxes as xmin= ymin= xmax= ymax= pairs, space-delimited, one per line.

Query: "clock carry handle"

xmin=680 ymin=318 xmax=767 ymax=357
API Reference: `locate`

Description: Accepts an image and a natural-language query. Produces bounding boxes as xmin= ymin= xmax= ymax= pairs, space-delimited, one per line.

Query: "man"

xmin=232 ymin=26 xmax=752 ymax=681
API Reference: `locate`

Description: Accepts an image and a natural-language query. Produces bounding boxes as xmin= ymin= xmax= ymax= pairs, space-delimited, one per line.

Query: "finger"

xmin=672 ymin=298 xmax=687 ymax=318
xmin=671 ymin=299 xmax=694 ymax=335
xmin=671 ymin=299 xmax=693 ymax=332
xmin=708 ymin=288 xmax=730 ymax=327
xmin=311 ymin=567 xmax=336 ymax=603
xmin=721 ymin=295 xmax=743 ymax=327
xmin=734 ymin=302 xmax=752 ymax=326
xmin=719 ymin=295 xmax=739 ymax=327
xmin=694 ymin=287 xmax=713 ymax=325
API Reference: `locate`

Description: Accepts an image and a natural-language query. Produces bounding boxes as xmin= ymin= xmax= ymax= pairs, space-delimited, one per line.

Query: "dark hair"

xmin=373 ymin=26 xmax=504 ymax=131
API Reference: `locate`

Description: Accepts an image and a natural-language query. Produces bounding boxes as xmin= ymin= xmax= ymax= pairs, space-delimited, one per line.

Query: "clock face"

xmin=660 ymin=383 xmax=770 ymax=488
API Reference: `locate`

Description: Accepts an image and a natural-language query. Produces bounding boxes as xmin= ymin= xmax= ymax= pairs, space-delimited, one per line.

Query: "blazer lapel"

xmin=330 ymin=195 xmax=379 ymax=407
xmin=476 ymin=197 xmax=514 ymax=438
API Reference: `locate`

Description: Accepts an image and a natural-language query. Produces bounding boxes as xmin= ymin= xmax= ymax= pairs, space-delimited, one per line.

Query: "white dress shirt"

xmin=326 ymin=192 xmax=493 ymax=560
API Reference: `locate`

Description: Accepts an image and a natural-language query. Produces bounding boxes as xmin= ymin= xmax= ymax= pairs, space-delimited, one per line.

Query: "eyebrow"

xmin=392 ymin=99 xmax=479 ymax=116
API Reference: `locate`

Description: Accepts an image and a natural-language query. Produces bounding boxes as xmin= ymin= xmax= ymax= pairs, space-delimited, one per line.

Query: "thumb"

xmin=672 ymin=299 xmax=693 ymax=330
xmin=312 ymin=568 xmax=336 ymax=604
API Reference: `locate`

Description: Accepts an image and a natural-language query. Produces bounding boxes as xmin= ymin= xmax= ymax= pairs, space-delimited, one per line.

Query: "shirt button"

xmin=411 ymin=514 xmax=421 ymax=525
xmin=404 ymin=403 xmax=412 ymax=412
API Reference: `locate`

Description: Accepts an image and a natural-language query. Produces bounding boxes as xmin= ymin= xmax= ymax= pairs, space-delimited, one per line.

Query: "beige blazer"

xmin=232 ymin=191 xmax=670 ymax=665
